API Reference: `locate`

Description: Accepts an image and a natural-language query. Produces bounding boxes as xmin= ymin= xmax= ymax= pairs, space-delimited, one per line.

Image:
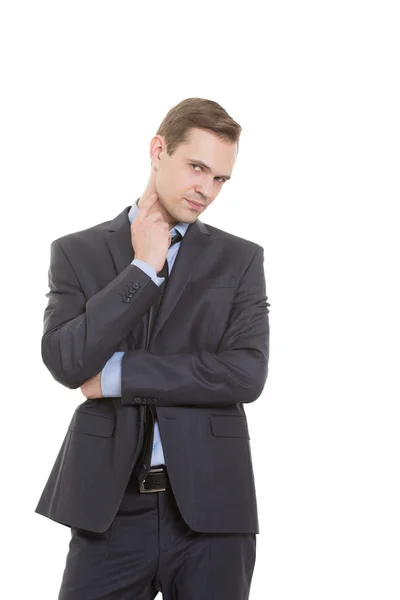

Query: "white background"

xmin=1 ymin=1 xmax=399 ymax=598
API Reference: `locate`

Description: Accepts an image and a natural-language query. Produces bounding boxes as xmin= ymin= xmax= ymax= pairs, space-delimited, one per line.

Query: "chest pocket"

xmin=186 ymin=275 xmax=236 ymax=289
xmin=177 ymin=279 xmax=237 ymax=350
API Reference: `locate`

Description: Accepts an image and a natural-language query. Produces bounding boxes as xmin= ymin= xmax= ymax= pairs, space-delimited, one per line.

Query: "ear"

xmin=149 ymin=135 xmax=165 ymax=167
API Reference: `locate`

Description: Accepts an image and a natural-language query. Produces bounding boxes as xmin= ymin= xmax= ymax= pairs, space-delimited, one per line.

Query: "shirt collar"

xmin=128 ymin=198 xmax=190 ymax=238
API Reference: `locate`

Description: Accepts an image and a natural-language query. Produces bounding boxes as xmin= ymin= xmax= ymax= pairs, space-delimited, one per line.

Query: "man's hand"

xmin=80 ymin=372 xmax=104 ymax=399
xmin=131 ymin=192 xmax=171 ymax=273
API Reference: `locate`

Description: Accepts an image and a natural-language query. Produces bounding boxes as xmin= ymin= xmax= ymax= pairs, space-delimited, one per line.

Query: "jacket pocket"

xmin=209 ymin=415 xmax=250 ymax=439
xmin=187 ymin=276 xmax=236 ymax=288
xmin=68 ymin=410 xmax=115 ymax=438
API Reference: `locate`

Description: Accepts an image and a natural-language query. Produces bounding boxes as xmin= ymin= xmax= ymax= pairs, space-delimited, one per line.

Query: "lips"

xmin=185 ymin=198 xmax=204 ymax=207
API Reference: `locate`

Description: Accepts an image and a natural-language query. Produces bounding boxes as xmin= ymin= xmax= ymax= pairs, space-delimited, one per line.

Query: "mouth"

xmin=185 ymin=198 xmax=204 ymax=211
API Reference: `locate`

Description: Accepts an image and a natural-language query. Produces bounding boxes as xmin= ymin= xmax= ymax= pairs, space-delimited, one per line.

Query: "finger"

xmin=147 ymin=211 xmax=165 ymax=223
xmin=138 ymin=193 xmax=158 ymax=216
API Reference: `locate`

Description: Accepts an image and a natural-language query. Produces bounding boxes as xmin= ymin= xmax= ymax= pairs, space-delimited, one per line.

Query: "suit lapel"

xmin=150 ymin=217 xmax=209 ymax=342
xmin=106 ymin=205 xmax=209 ymax=344
xmin=106 ymin=206 xmax=134 ymax=274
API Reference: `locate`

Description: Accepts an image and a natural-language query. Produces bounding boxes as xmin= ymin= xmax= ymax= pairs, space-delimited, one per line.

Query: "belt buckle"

xmin=139 ymin=467 xmax=167 ymax=494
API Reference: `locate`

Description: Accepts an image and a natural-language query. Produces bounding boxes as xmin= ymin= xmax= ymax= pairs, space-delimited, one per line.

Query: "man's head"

xmin=139 ymin=98 xmax=241 ymax=227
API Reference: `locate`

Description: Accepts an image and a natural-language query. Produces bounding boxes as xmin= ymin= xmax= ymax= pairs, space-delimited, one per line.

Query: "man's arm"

xmin=41 ymin=240 xmax=163 ymax=389
xmin=120 ymin=246 xmax=270 ymax=408
xmin=101 ymin=258 xmax=164 ymax=397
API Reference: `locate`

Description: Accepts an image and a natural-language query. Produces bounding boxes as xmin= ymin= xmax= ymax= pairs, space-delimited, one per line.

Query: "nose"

xmin=194 ymin=175 xmax=213 ymax=201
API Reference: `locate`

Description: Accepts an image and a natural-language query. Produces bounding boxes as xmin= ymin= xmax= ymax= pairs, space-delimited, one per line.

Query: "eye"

xmin=191 ymin=164 xmax=226 ymax=184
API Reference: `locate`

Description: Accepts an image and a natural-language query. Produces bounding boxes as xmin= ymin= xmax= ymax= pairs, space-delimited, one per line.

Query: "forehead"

xmin=177 ymin=127 xmax=237 ymax=171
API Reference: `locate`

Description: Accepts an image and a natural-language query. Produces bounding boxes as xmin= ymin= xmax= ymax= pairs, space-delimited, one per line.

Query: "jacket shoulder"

xmin=51 ymin=217 xmax=112 ymax=251
xmin=202 ymin=221 xmax=264 ymax=255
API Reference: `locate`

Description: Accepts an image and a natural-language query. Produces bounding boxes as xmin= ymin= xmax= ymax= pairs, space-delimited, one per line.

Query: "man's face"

xmin=153 ymin=127 xmax=237 ymax=224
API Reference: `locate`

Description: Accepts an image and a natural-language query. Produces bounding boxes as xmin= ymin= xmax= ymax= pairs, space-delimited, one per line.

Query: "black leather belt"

xmin=138 ymin=466 xmax=170 ymax=493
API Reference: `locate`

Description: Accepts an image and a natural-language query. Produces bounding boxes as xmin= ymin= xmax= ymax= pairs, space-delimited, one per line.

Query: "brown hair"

xmin=156 ymin=97 xmax=242 ymax=156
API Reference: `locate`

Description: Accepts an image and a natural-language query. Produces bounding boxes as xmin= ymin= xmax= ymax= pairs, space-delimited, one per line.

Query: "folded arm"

xmin=41 ymin=240 xmax=162 ymax=389
xmin=120 ymin=246 xmax=270 ymax=408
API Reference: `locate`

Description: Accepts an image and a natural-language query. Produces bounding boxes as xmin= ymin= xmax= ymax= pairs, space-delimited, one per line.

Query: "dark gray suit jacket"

xmin=35 ymin=205 xmax=270 ymax=534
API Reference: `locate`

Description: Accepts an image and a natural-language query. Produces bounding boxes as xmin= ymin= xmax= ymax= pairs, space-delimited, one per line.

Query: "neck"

xmin=138 ymin=187 xmax=178 ymax=229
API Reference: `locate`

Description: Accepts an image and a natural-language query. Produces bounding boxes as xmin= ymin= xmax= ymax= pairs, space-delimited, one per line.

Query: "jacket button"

xmin=133 ymin=282 xmax=140 ymax=289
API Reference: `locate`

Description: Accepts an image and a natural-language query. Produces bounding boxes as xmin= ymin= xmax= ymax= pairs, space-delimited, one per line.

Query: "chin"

xmin=170 ymin=204 xmax=196 ymax=223
xmin=181 ymin=211 xmax=198 ymax=224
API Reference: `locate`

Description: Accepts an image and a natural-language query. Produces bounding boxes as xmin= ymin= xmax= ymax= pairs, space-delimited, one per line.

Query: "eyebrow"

xmin=187 ymin=158 xmax=231 ymax=181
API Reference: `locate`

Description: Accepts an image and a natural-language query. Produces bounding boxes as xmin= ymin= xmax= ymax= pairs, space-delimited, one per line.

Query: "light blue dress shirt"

xmin=101 ymin=199 xmax=190 ymax=466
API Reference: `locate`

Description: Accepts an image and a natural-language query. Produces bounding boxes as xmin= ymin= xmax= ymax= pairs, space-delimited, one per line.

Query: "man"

xmin=36 ymin=97 xmax=270 ymax=599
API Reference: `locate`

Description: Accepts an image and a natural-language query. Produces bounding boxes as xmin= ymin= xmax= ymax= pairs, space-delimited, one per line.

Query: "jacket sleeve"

xmin=120 ymin=246 xmax=270 ymax=408
xmin=41 ymin=240 xmax=161 ymax=389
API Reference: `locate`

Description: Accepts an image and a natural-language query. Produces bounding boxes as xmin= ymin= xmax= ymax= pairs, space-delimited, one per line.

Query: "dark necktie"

xmin=136 ymin=229 xmax=183 ymax=487
xmin=146 ymin=230 xmax=183 ymax=343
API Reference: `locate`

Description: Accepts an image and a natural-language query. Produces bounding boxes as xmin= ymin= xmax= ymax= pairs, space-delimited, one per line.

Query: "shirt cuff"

xmin=101 ymin=351 xmax=124 ymax=397
xmin=132 ymin=258 xmax=165 ymax=286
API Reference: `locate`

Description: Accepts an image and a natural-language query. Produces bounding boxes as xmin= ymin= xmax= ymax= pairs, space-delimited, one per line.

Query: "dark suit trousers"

xmin=58 ymin=472 xmax=257 ymax=600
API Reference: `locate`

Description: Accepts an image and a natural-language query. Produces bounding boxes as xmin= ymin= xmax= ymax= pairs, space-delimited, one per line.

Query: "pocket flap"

xmin=68 ymin=410 xmax=115 ymax=438
xmin=209 ymin=415 xmax=250 ymax=439
xmin=188 ymin=276 xmax=236 ymax=288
